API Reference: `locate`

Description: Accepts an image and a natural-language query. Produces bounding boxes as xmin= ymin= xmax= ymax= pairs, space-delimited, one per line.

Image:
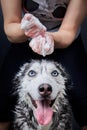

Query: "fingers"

xmin=29 ymin=35 xmax=45 ymax=55
xmin=43 ymin=33 xmax=54 ymax=56
xmin=29 ymin=33 xmax=54 ymax=56
xmin=21 ymin=13 xmax=46 ymax=38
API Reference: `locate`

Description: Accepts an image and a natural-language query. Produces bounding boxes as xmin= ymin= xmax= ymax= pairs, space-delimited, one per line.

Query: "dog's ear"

xmin=15 ymin=63 xmax=30 ymax=80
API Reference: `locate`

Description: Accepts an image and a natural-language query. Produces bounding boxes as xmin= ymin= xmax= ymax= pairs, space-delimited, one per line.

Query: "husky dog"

xmin=13 ymin=60 xmax=72 ymax=130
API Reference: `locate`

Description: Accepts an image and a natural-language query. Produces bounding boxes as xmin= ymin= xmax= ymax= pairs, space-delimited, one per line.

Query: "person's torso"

xmin=23 ymin=0 xmax=70 ymax=30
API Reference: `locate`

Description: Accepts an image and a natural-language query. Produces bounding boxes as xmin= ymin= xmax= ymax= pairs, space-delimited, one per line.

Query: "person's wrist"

xmin=50 ymin=30 xmax=74 ymax=49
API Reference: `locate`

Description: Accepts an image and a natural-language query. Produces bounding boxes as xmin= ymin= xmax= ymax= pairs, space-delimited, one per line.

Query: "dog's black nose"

xmin=39 ymin=84 xmax=52 ymax=96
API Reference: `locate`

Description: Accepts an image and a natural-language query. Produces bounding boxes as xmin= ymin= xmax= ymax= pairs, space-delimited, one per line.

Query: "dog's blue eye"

xmin=28 ymin=70 xmax=36 ymax=77
xmin=51 ymin=70 xmax=59 ymax=77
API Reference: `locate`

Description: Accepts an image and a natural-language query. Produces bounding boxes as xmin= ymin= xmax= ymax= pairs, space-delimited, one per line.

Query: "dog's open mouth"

xmin=35 ymin=100 xmax=53 ymax=125
xmin=27 ymin=93 xmax=54 ymax=125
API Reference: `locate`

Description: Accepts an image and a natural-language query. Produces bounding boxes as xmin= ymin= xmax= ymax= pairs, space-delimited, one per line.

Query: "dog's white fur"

xmin=13 ymin=60 xmax=72 ymax=130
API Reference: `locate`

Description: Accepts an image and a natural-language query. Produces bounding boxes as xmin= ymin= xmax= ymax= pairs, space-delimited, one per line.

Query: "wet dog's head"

xmin=14 ymin=60 xmax=69 ymax=126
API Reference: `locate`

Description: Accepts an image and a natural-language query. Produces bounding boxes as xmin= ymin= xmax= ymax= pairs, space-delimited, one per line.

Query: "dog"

xmin=13 ymin=59 xmax=72 ymax=130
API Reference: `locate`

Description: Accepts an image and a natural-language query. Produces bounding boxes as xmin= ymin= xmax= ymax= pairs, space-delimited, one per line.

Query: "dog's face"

xmin=15 ymin=60 xmax=67 ymax=126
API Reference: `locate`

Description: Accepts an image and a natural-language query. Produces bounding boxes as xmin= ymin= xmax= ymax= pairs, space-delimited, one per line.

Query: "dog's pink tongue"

xmin=35 ymin=100 xmax=53 ymax=125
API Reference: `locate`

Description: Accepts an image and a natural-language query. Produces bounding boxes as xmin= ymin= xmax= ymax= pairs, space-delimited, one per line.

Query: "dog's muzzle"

xmin=27 ymin=83 xmax=54 ymax=126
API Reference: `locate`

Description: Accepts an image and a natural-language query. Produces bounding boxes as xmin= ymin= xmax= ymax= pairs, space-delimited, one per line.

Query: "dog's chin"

xmin=27 ymin=93 xmax=56 ymax=126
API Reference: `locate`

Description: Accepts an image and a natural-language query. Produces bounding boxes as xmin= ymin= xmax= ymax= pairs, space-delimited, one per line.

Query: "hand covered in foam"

xmin=29 ymin=33 xmax=54 ymax=57
xmin=21 ymin=13 xmax=54 ymax=56
xmin=21 ymin=13 xmax=46 ymax=38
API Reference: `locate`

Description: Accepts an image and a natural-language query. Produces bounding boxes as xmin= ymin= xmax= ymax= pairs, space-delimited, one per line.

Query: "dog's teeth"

xmin=53 ymin=104 xmax=59 ymax=113
xmin=55 ymin=106 xmax=58 ymax=111
xmin=53 ymin=109 xmax=57 ymax=113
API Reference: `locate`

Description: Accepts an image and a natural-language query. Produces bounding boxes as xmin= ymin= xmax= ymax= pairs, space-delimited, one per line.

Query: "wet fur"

xmin=13 ymin=60 xmax=72 ymax=130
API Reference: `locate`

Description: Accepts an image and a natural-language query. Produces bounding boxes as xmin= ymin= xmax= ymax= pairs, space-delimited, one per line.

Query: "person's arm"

xmin=1 ymin=0 xmax=27 ymax=43
xmin=50 ymin=0 xmax=87 ymax=48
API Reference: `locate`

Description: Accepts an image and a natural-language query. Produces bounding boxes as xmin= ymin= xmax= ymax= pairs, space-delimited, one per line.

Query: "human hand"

xmin=21 ymin=13 xmax=47 ymax=38
xmin=29 ymin=33 xmax=54 ymax=56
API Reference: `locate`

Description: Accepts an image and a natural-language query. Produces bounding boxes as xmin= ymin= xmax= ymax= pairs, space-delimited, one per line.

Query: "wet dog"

xmin=13 ymin=60 xmax=72 ymax=130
